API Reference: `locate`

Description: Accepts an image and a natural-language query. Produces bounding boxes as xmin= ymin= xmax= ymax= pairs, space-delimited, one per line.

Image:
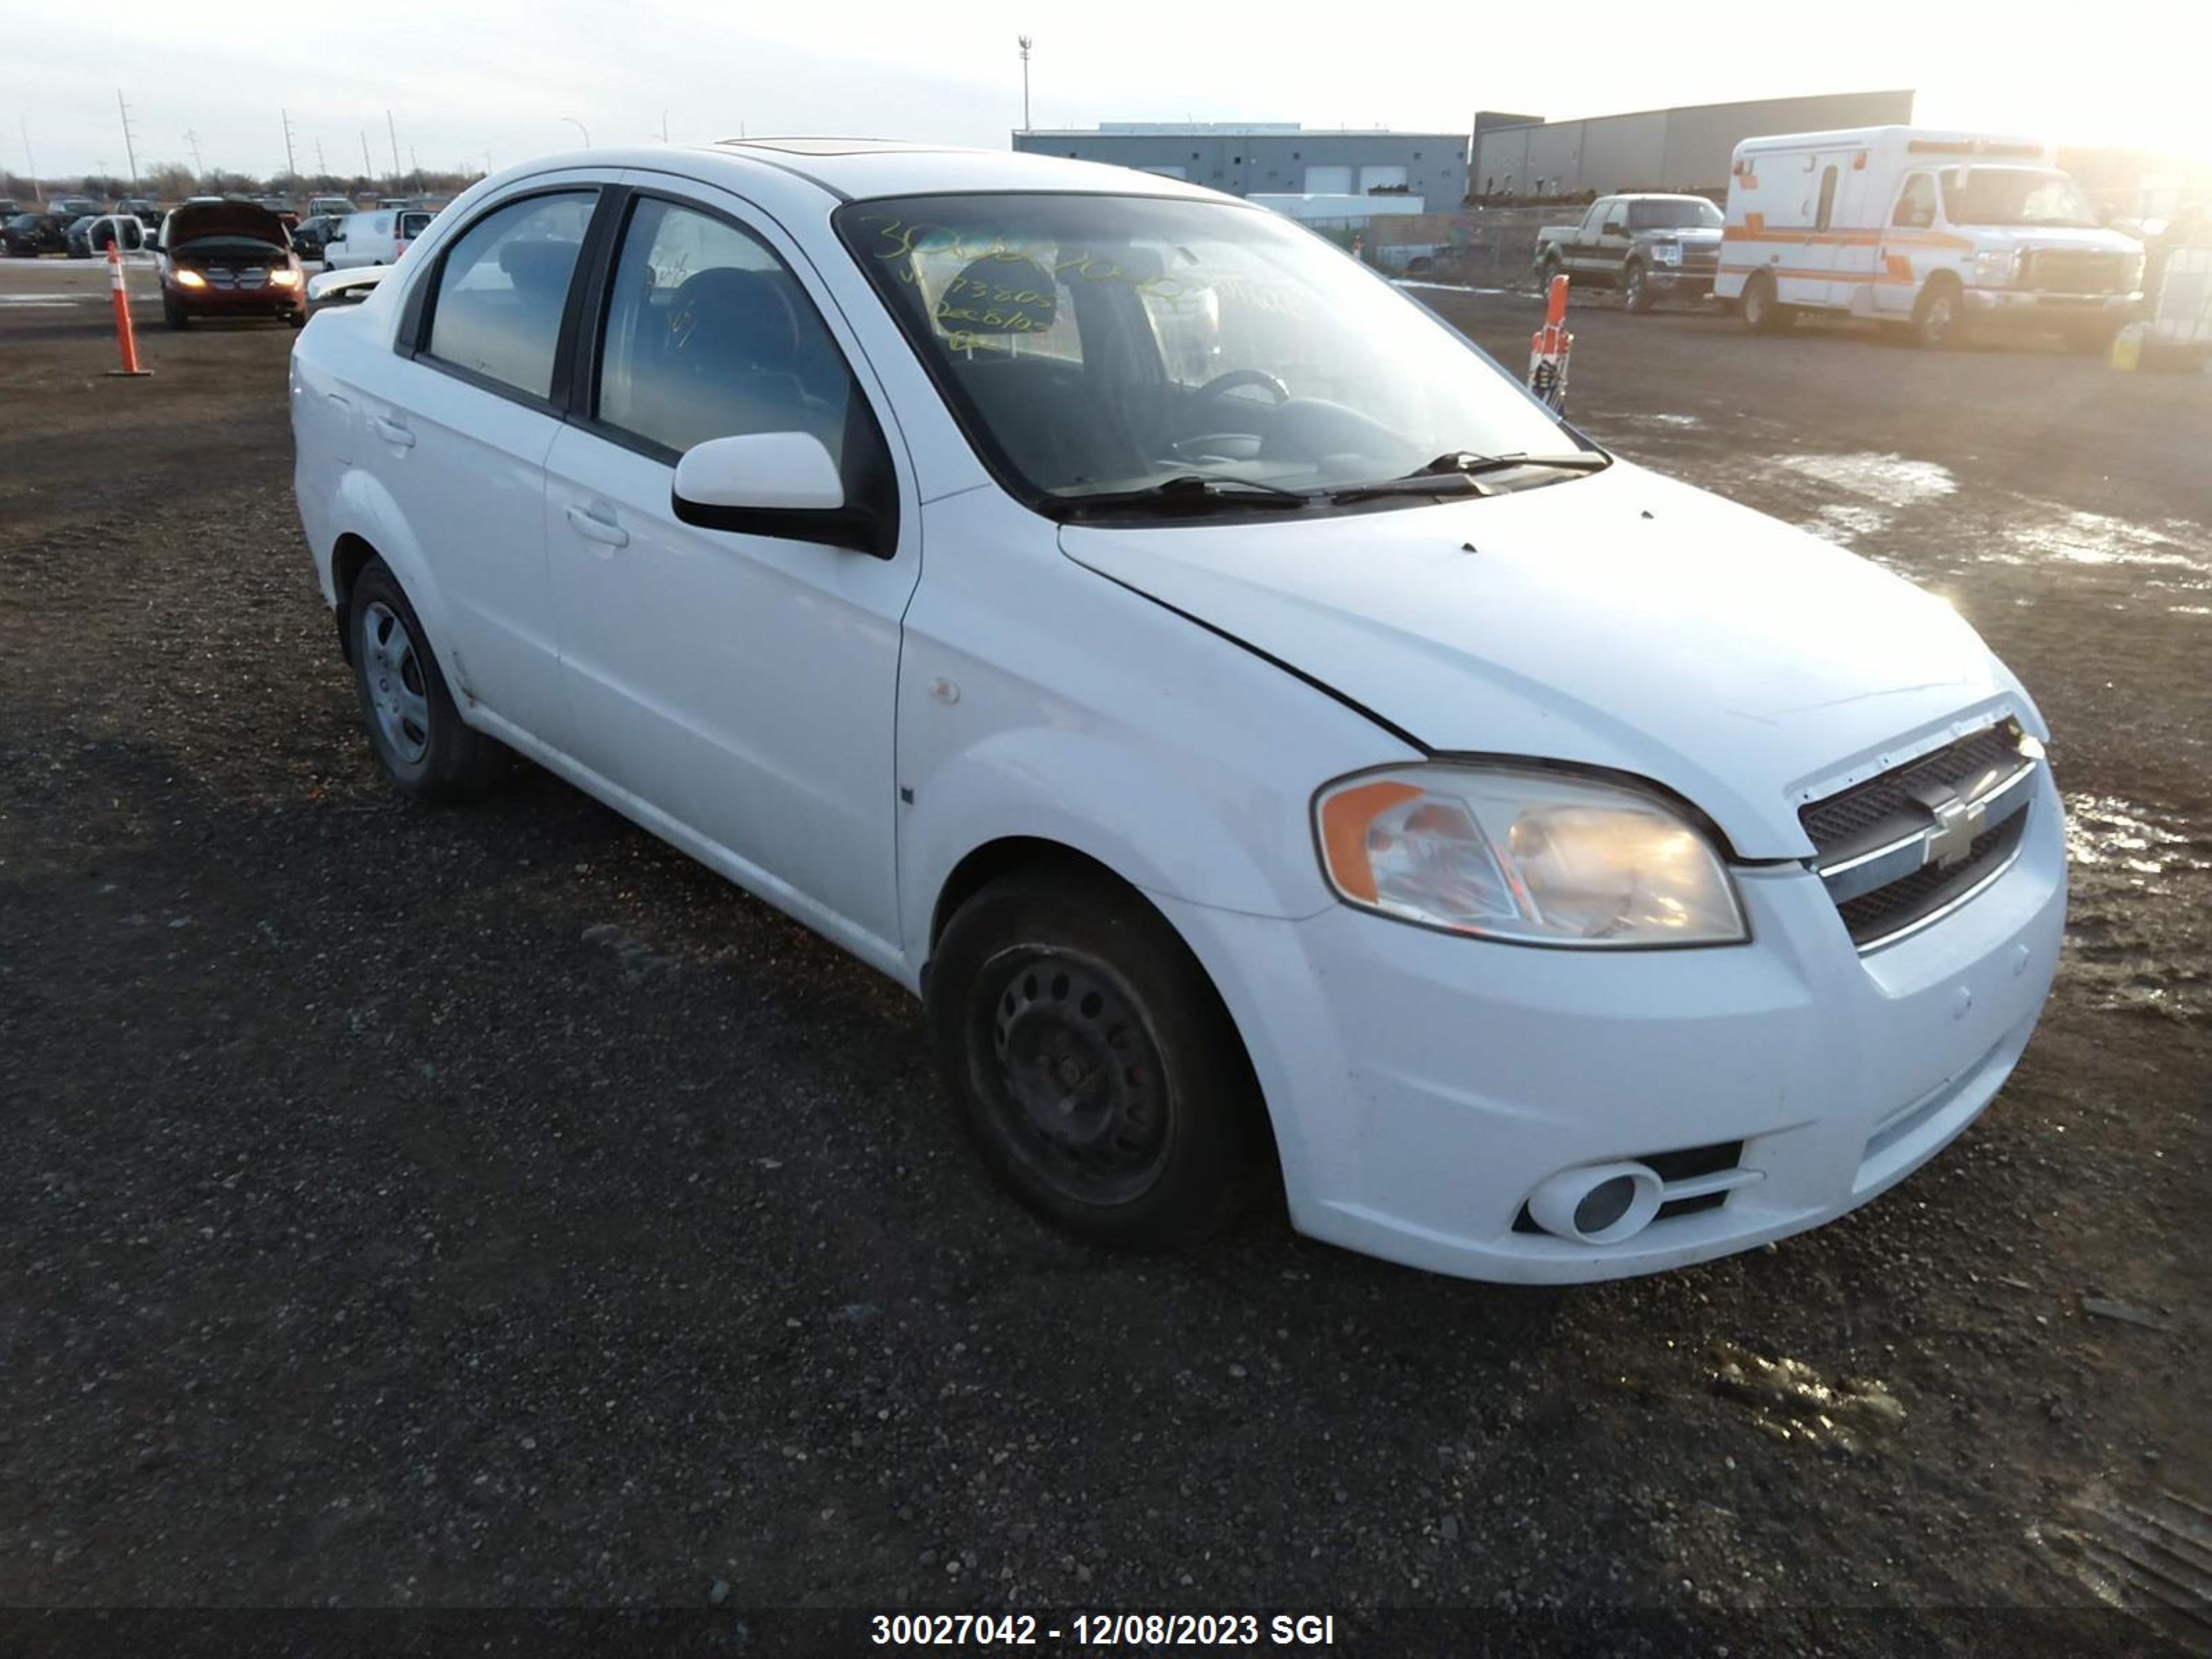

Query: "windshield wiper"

xmin=1406 ymin=451 xmax=1611 ymax=481
xmin=1058 ymin=474 xmax=1314 ymax=517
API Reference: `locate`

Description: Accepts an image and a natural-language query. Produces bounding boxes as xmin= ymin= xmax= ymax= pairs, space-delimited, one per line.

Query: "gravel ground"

xmin=2 ymin=261 xmax=2207 ymax=1656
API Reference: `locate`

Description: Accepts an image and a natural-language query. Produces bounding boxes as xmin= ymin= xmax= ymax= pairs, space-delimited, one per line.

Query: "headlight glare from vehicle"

xmin=174 ymin=268 xmax=207 ymax=288
xmin=1972 ymin=248 xmax=2018 ymax=286
xmin=270 ymin=268 xmax=302 ymax=288
xmin=1315 ymin=766 xmax=1746 ymax=946
xmin=1651 ymin=242 xmax=1682 ymax=266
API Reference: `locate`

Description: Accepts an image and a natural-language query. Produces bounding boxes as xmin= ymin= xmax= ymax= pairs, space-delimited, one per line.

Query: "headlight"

xmin=1651 ymin=242 xmax=1682 ymax=266
xmin=1315 ymin=765 xmax=1747 ymax=947
xmin=174 ymin=268 xmax=207 ymax=288
xmin=1972 ymin=248 xmax=2018 ymax=286
xmin=269 ymin=268 xmax=301 ymax=288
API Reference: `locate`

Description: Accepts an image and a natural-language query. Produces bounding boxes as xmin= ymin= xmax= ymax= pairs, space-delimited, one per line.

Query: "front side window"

xmin=838 ymin=192 xmax=1580 ymax=505
xmin=594 ymin=197 xmax=854 ymax=460
xmin=1893 ymin=174 xmax=1937 ymax=229
xmin=1600 ymin=200 xmax=1629 ymax=236
xmin=424 ymin=191 xmax=596 ymax=400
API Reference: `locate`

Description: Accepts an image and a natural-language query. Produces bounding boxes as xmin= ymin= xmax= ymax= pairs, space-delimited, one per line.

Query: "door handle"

xmin=369 ymin=415 xmax=415 ymax=449
xmin=565 ymin=504 xmax=630 ymax=549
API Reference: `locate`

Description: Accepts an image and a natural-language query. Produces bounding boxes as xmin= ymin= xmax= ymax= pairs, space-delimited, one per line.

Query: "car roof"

xmin=567 ymin=138 xmax=1232 ymax=206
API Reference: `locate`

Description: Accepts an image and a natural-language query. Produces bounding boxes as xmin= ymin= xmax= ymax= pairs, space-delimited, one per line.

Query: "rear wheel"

xmin=347 ymin=559 xmax=505 ymax=801
xmin=1623 ymin=260 xmax=1654 ymax=313
xmin=1535 ymin=250 xmax=1562 ymax=291
xmin=1740 ymin=270 xmax=1790 ymax=332
xmin=1911 ymin=276 xmax=1969 ymax=348
xmin=926 ymin=864 xmax=1264 ymax=1250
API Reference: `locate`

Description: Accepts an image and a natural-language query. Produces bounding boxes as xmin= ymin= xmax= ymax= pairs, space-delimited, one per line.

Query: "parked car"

xmin=1 ymin=212 xmax=71 ymax=256
xmin=321 ymin=207 xmax=435 ymax=269
xmin=153 ymin=199 xmax=305 ymax=328
xmin=306 ymin=195 xmax=357 ymax=220
xmin=114 ymin=197 xmax=162 ymax=227
xmin=289 ymin=214 xmax=346 ymax=259
xmin=46 ymin=194 xmax=102 ymax=221
xmin=1716 ymin=126 xmax=2144 ymax=350
xmin=66 ymin=213 xmax=147 ymax=258
xmin=290 ymin=142 xmax=2065 ymax=1284
xmin=1535 ymin=194 xmax=1723 ymax=311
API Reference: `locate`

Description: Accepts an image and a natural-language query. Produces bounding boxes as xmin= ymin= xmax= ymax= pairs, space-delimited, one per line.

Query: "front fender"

xmin=899 ymin=724 xmax=1329 ymax=975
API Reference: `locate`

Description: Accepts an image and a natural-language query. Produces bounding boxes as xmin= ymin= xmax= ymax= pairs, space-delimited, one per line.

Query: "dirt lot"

xmin=3 ymin=259 xmax=2208 ymax=1655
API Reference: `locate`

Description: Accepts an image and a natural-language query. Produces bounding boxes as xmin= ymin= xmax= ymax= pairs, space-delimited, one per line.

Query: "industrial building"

xmin=1011 ymin=123 xmax=1470 ymax=207
xmin=1470 ymin=90 xmax=1917 ymax=199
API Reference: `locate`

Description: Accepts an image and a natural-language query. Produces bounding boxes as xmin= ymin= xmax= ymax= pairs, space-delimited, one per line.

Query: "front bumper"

xmin=1156 ymin=769 xmax=2066 ymax=1284
xmin=167 ymin=281 xmax=303 ymax=317
xmin=1648 ymin=265 xmax=1716 ymax=297
xmin=1964 ymin=287 xmax=2141 ymax=325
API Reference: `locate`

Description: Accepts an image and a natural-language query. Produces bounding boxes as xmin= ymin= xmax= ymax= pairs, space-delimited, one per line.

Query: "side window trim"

xmin=569 ymin=184 xmax=903 ymax=559
xmin=398 ymin=182 xmax=617 ymax=419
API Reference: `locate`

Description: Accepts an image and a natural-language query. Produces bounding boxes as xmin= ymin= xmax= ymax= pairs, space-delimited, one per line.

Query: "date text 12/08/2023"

xmin=870 ymin=1612 xmax=1340 ymax=1647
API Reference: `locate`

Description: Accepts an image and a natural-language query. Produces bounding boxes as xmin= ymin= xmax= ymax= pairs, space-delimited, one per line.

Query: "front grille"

xmin=1833 ymin=805 xmax=2027 ymax=947
xmin=202 ymin=267 xmax=270 ymax=291
xmin=1680 ymin=245 xmax=1721 ymax=268
xmin=2023 ymin=249 xmax=2129 ymax=294
xmin=1799 ymin=722 xmax=2022 ymax=859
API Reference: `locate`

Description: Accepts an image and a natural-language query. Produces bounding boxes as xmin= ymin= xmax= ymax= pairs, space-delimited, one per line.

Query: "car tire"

xmin=1740 ymin=270 xmax=1790 ymax=332
xmin=926 ymin=863 xmax=1266 ymax=1251
xmin=1623 ymin=260 xmax=1654 ymax=313
xmin=283 ymin=310 xmax=306 ymax=330
xmin=347 ymin=558 xmax=505 ymax=802
xmin=162 ymin=294 xmax=190 ymax=330
xmin=1911 ymin=276 xmax=1969 ymax=348
xmin=1535 ymin=251 xmax=1562 ymax=291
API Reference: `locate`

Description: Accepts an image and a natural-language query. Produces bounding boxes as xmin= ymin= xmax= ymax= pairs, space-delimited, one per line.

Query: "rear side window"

xmin=594 ymin=197 xmax=854 ymax=458
xmin=424 ymin=191 xmax=595 ymax=400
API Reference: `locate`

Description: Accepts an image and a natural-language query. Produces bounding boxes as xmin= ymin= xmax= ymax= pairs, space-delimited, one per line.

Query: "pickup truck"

xmin=1534 ymin=194 xmax=1725 ymax=312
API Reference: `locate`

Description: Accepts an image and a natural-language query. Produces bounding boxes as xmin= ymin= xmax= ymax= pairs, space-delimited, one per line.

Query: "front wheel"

xmin=347 ymin=559 xmax=505 ymax=801
xmin=1623 ymin=261 xmax=1654 ymax=313
xmin=926 ymin=865 xmax=1264 ymax=1250
xmin=162 ymin=294 xmax=190 ymax=330
xmin=1911 ymin=277 xmax=1969 ymax=348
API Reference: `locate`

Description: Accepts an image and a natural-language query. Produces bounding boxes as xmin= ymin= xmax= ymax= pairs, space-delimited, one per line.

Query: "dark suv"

xmin=1 ymin=213 xmax=71 ymax=256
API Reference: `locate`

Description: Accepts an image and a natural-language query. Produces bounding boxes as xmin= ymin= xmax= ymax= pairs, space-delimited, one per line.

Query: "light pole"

xmin=1017 ymin=36 xmax=1033 ymax=133
xmin=562 ymin=116 xmax=591 ymax=149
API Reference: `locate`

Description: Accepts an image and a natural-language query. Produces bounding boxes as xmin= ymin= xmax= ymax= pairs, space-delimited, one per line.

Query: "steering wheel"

xmin=1192 ymin=368 xmax=1291 ymax=407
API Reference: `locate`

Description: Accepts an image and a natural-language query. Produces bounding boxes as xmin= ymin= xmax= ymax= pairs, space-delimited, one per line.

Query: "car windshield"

xmin=1627 ymin=200 xmax=1722 ymax=231
xmin=837 ymin=191 xmax=1584 ymax=506
xmin=1941 ymin=168 xmax=2099 ymax=229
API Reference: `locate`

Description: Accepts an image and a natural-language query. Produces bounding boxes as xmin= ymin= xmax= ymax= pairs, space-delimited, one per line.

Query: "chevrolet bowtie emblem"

xmin=1910 ymin=781 xmax=1987 ymax=870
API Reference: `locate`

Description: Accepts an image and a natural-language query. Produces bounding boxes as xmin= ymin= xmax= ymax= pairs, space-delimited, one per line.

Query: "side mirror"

xmin=672 ymin=431 xmax=890 ymax=556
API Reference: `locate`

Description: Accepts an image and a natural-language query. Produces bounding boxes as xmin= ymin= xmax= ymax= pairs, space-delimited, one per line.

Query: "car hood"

xmin=1058 ymin=461 xmax=2033 ymax=859
xmin=165 ymin=202 xmax=289 ymax=247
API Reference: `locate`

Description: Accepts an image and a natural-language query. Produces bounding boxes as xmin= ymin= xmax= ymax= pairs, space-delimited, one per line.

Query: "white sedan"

xmin=288 ymin=140 xmax=2065 ymax=1282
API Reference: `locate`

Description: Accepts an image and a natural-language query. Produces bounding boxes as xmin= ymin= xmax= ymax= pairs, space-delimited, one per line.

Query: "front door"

xmin=544 ymin=186 xmax=920 ymax=958
xmin=1875 ymin=171 xmax=1941 ymax=318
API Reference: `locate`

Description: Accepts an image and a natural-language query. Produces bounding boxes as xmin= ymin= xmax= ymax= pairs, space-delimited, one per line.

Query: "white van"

xmin=1715 ymin=126 xmax=2144 ymax=349
xmin=322 ymin=207 xmax=436 ymax=270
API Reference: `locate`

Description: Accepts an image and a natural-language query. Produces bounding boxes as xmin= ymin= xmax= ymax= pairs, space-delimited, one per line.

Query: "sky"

xmin=11 ymin=0 xmax=2208 ymax=186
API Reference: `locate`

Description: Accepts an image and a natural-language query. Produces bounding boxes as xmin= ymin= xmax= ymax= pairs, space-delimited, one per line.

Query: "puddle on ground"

xmin=1707 ymin=1341 xmax=1906 ymax=1456
xmin=2065 ymin=795 xmax=2212 ymax=880
xmin=1999 ymin=510 xmax=2211 ymax=585
xmin=2062 ymin=795 xmax=2212 ymax=1024
xmin=1772 ymin=451 xmax=1959 ymax=510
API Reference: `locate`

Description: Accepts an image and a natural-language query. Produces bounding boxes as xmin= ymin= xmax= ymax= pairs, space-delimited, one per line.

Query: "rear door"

xmin=365 ymin=181 xmax=607 ymax=750
xmin=541 ymin=180 xmax=920 ymax=957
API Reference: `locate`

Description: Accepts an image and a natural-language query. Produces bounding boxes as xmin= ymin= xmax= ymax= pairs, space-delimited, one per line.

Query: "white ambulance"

xmin=1714 ymin=126 xmax=2145 ymax=350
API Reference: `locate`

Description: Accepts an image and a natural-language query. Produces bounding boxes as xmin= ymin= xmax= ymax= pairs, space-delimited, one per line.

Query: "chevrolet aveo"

xmin=289 ymin=140 xmax=2065 ymax=1283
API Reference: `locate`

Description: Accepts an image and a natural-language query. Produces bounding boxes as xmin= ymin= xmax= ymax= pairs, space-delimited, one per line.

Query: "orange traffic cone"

xmin=106 ymin=241 xmax=152 ymax=378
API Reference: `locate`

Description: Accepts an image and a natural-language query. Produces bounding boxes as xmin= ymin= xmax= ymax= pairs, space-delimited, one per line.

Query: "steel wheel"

xmin=359 ymin=599 xmax=431 ymax=765
xmin=978 ymin=948 xmax=1173 ymax=1208
xmin=1624 ymin=263 xmax=1648 ymax=312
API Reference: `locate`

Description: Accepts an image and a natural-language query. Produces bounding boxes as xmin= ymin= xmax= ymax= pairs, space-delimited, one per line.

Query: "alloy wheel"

xmin=359 ymin=599 xmax=431 ymax=765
